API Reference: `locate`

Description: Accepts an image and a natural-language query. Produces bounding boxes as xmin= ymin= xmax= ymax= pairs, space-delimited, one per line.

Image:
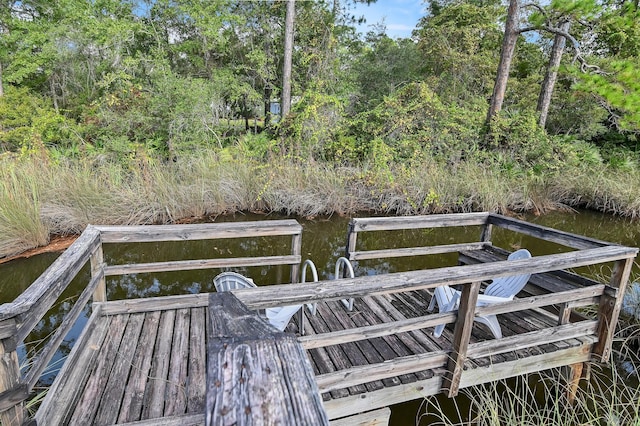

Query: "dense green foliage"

xmin=1 ymin=0 xmax=640 ymax=246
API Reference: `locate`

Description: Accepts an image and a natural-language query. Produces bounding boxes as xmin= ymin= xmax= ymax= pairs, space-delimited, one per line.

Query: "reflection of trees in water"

xmin=8 ymin=212 xmax=640 ymax=395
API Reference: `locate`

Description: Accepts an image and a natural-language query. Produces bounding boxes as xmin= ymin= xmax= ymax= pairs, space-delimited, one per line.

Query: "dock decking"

xmin=0 ymin=213 xmax=637 ymax=425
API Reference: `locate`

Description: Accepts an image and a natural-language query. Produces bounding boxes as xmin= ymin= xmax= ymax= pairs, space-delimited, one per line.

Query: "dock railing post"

xmin=0 ymin=335 xmax=25 ymax=426
xmin=90 ymin=241 xmax=107 ymax=303
xmin=442 ymin=281 xmax=481 ymax=397
xmin=593 ymin=257 xmax=634 ymax=362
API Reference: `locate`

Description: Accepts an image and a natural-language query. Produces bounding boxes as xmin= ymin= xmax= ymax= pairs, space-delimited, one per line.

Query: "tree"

xmin=281 ymin=0 xmax=295 ymax=117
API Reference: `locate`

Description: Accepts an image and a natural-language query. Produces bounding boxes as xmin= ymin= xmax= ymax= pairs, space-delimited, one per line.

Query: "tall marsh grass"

xmin=418 ymin=364 xmax=640 ymax=426
xmin=3 ymin=150 xmax=640 ymax=258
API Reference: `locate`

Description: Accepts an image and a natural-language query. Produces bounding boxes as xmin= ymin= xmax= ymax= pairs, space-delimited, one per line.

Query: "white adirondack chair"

xmin=428 ymin=249 xmax=532 ymax=339
xmin=213 ymin=271 xmax=303 ymax=332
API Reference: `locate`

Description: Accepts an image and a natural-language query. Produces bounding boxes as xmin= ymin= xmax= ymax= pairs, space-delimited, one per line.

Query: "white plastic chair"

xmin=334 ymin=257 xmax=355 ymax=311
xmin=428 ymin=249 xmax=532 ymax=339
xmin=213 ymin=272 xmax=303 ymax=332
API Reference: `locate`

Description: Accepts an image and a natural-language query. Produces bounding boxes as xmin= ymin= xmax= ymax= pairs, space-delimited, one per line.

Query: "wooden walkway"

xmin=0 ymin=214 xmax=636 ymax=425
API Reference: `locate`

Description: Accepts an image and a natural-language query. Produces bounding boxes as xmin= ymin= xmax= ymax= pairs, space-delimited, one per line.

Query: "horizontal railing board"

xmin=96 ymin=220 xmax=302 ymax=243
xmin=236 ymin=246 xmax=637 ymax=310
xmin=299 ymin=286 xmax=603 ymax=350
xmin=316 ymin=324 xmax=596 ymax=394
xmin=0 ymin=226 xmax=101 ymax=323
xmin=96 ymin=293 xmax=210 ymax=316
xmin=474 ymin=285 xmax=604 ymax=317
xmin=104 ymin=255 xmax=301 ymax=276
xmin=349 ymin=242 xmax=487 ymax=261
xmin=488 ymin=214 xmax=611 ymax=250
xmin=466 ymin=321 xmax=598 ymax=359
xmin=459 ymin=342 xmax=594 ymax=389
xmin=315 ymin=351 xmax=449 ymax=393
xmin=349 ymin=213 xmax=490 ymax=232
xmin=298 ymin=312 xmax=457 ymax=350
xmin=0 ymin=384 xmax=28 ymax=413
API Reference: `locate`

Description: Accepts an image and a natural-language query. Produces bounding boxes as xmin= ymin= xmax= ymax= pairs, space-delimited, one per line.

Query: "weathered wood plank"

xmin=0 ymin=319 xmax=17 ymax=341
xmin=104 ymin=255 xmax=301 ymax=276
xmin=0 ymin=333 xmax=23 ymax=426
xmin=312 ymin=301 xmax=385 ymax=393
xmin=118 ymin=413 xmax=205 ymax=425
xmin=142 ymin=309 xmax=176 ymax=420
xmin=442 ymin=281 xmax=481 ymax=397
xmin=90 ymin=244 xmax=106 ymax=303
xmin=349 ymin=213 xmax=490 ymax=232
xmin=467 ymin=321 xmax=598 ymax=359
xmin=25 ymin=268 xmax=105 ymax=390
xmin=35 ymin=306 xmax=108 ymax=425
xmin=165 ymin=308 xmax=191 ymax=416
xmin=488 ymin=214 xmax=611 ymax=249
xmin=206 ymin=292 xmax=328 ymax=426
xmin=187 ymin=307 xmax=207 ymax=414
xmin=323 ymin=376 xmax=443 ymax=421
xmin=356 ymin=297 xmax=420 ymax=384
xmin=298 ymin=311 xmax=455 ymax=350
xmin=236 ymin=246 xmax=637 ymax=310
xmin=117 ymin=311 xmax=162 ymax=423
xmin=97 ymin=293 xmax=209 ymax=316
xmin=69 ymin=313 xmax=129 ymax=425
xmin=7 ymin=227 xmax=101 ymax=343
xmin=302 ymin=311 xmax=352 ymax=399
xmin=315 ymin=351 xmax=449 ymax=393
xmin=0 ymin=383 xmax=27 ymax=414
xmin=594 ymin=257 xmax=635 ymax=361
xmin=96 ymin=220 xmax=302 ymax=243
xmin=329 ymin=407 xmax=391 ymax=426
xmin=93 ymin=313 xmax=145 ymax=425
xmin=350 ymin=242 xmax=487 ymax=261
xmin=459 ymin=342 xmax=594 ymax=388
xmin=306 ymin=303 xmax=370 ymax=395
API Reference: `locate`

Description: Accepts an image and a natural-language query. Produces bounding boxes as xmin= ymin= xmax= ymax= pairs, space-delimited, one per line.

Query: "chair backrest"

xmin=213 ymin=272 xmax=257 ymax=292
xmin=484 ymin=249 xmax=532 ymax=298
xmin=434 ymin=285 xmax=458 ymax=309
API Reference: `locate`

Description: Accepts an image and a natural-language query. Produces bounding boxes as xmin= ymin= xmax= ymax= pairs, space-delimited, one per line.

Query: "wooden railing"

xmin=0 ymin=213 xmax=636 ymax=424
xmin=0 ymin=220 xmax=302 ymax=425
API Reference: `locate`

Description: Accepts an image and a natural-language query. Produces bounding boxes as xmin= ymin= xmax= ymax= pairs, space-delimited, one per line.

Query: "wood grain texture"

xmin=104 ymin=255 xmax=301 ymax=276
xmin=96 ymin=220 xmax=302 ymax=243
xmin=206 ymin=292 xmax=328 ymax=426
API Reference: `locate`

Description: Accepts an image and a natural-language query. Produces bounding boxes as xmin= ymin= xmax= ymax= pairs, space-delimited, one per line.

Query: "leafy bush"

xmin=0 ymin=86 xmax=80 ymax=154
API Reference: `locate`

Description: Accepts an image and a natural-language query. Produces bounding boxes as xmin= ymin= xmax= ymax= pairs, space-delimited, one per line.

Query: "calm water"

xmin=1 ymin=210 xmax=639 ymax=422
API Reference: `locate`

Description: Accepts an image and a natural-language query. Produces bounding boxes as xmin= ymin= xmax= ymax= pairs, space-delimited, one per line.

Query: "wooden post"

xmin=206 ymin=292 xmax=328 ymax=426
xmin=0 ymin=338 xmax=25 ymax=426
xmin=480 ymin=223 xmax=492 ymax=243
xmin=442 ymin=281 xmax=481 ymax=397
xmin=345 ymin=221 xmax=357 ymax=260
xmin=563 ymin=362 xmax=583 ymax=404
xmin=593 ymin=258 xmax=634 ymax=362
xmin=90 ymin=244 xmax=107 ymax=303
xmin=291 ymin=232 xmax=302 ymax=283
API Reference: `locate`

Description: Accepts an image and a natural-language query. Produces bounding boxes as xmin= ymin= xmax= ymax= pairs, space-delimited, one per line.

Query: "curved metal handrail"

xmin=334 ymin=257 xmax=355 ymax=311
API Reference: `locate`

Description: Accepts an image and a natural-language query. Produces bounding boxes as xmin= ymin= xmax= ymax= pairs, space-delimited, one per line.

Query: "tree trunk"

xmin=537 ymin=20 xmax=571 ymax=129
xmin=281 ymin=0 xmax=295 ymax=118
xmin=486 ymin=0 xmax=521 ymax=126
xmin=0 ymin=62 xmax=4 ymax=97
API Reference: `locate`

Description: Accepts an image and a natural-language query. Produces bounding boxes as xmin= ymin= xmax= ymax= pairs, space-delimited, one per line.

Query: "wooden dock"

xmin=0 ymin=213 xmax=637 ymax=425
